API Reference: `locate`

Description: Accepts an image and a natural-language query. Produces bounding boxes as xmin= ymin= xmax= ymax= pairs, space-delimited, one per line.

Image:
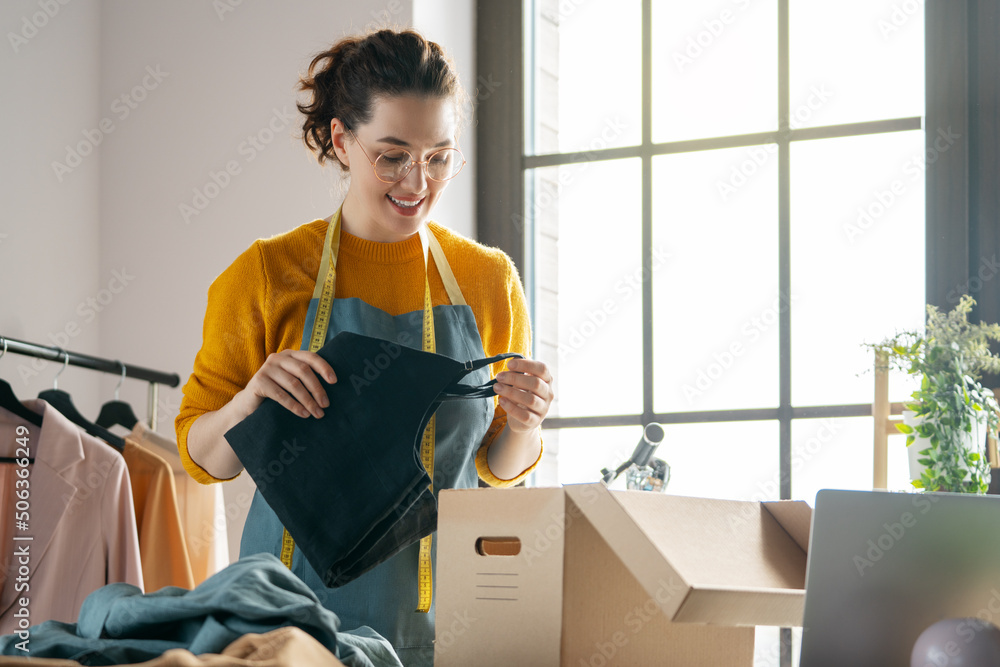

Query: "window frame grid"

xmin=476 ymin=1 xmax=995 ymax=664
xmin=522 ymin=0 xmax=921 ymax=464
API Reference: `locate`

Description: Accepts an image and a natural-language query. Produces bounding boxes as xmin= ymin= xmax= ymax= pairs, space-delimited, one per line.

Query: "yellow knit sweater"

xmin=175 ymin=217 xmax=540 ymax=487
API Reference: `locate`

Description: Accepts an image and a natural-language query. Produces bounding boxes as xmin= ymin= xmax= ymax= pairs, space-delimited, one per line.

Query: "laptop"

xmin=799 ymin=488 xmax=1000 ymax=667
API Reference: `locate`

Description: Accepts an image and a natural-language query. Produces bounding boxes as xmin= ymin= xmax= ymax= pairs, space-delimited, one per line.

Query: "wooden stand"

xmin=872 ymin=351 xmax=906 ymax=489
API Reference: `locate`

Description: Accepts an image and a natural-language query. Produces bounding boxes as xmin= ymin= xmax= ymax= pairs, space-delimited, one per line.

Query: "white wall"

xmin=1 ymin=0 xmax=103 ymax=406
xmin=412 ymin=0 xmax=476 ymax=238
xmin=0 ymin=0 xmax=475 ymax=564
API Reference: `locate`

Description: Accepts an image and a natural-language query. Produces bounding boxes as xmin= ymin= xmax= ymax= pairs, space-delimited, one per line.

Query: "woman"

xmin=174 ymin=27 xmax=552 ymax=666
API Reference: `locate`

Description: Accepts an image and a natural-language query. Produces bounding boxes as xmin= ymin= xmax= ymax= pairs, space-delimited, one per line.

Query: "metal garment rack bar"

xmin=0 ymin=334 xmax=180 ymax=430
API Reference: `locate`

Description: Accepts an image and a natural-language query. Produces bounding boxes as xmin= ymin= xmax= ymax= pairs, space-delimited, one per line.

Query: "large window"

xmin=514 ymin=3 xmax=926 ymax=664
xmin=523 ymin=0 xmax=927 ymax=501
xmin=519 ymin=0 xmax=925 ymax=504
xmin=476 ymin=2 xmax=997 ymax=665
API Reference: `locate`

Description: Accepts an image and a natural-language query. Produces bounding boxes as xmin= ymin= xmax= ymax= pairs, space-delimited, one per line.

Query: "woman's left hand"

xmin=494 ymin=358 xmax=554 ymax=433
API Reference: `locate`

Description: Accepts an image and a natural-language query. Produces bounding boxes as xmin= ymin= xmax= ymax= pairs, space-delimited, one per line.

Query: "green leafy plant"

xmin=865 ymin=295 xmax=1000 ymax=493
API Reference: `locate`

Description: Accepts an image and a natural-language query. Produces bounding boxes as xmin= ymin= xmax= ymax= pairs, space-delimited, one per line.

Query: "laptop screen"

xmin=799 ymin=489 xmax=1000 ymax=667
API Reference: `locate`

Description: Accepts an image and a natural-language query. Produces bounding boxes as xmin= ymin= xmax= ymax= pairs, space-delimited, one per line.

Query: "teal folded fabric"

xmin=0 ymin=552 xmax=402 ymax=667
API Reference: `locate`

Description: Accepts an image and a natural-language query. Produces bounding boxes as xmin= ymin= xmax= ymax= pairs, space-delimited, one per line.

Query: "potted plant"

xmin=865 ymin=295 xmax=1000 ymax=494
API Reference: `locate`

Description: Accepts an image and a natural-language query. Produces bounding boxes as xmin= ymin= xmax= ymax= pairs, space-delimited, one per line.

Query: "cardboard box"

xmin=434 ymin=483 xmax=811 ymax=666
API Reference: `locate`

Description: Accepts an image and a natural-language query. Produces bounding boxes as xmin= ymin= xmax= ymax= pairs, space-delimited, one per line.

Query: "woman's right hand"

xmin=236 ymin=349 xmax=337 ymax=419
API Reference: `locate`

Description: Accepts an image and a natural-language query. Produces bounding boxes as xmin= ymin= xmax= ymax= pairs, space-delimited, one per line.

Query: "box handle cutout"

xmin=475 ymin=537 xmax=521 ymax=556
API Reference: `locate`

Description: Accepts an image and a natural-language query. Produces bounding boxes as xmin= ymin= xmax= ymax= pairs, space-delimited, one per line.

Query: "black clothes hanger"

xmin=38 ymin=349 xmax=125 ymax=452
xmin=0 ymin=337 xmax=40 ymax=464
xmin=0 ymin=336 xmax=42 ymax=428
xmin=95 ymin=361 xmax=139 ymax=430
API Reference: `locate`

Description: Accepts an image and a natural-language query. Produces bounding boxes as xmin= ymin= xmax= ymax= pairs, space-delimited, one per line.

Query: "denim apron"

xmin=239 ymin=206 xmax=493 ymax=667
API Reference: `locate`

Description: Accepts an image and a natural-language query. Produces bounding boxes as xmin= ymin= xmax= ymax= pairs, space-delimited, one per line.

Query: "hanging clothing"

xmin=0 ymin=398 xmax=143 ymax=635
xmin=174 ymin=216 xmax=537 ymax=489
xmin=128 ymin=421 xmax=229 ymax=586
xmin=0 ymin=552 xmax=401 ymax=667
xmin=121 ymin=438 xmax=195 ymax=591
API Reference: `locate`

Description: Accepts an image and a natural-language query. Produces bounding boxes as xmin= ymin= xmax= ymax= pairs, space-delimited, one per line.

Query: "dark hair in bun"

xmin=297 ymin=28 xmax=468 ymax=169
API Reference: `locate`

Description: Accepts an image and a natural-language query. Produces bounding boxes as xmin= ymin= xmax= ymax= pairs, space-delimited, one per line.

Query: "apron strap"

xmin=312 ymin=212 xmax=341 ymax=300
xmin=324 ymin=209 xmax=467 ymax=308
xmin=424 ymin=226 xmax=467 ymax=307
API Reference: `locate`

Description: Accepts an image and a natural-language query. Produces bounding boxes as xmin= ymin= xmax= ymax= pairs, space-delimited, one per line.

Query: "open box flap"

xmin=565 ymin=484 xmax=807 ymax=627
xmin=563 ymin=484 xmax=694 ymax=620
xmin=672 ymin=585 xmax=807 ymax=627
xmin=761 ymin=499 xmax=812 ymax=553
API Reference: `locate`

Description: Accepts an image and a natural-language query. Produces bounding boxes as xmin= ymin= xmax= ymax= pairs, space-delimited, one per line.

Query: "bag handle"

xmin=462 ymin=351 xmax=523 ymax=373
xmin=439 ymin=380 xmax=501 ymax=401
xmin=437 ymin=352 xmax=524 ymax=402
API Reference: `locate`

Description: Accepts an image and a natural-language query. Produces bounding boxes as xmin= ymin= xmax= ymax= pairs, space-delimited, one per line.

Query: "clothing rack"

xmin=0 ymin=334 xmax=180 ymax=430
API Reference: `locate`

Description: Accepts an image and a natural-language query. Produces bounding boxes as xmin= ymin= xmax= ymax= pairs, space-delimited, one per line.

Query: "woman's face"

xmin=333 ymin=94 xmax=459 ymax=242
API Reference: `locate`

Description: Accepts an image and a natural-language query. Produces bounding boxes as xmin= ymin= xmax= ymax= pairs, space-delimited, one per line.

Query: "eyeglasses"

xmin=347 ymin=127 xmax=466 ymax=183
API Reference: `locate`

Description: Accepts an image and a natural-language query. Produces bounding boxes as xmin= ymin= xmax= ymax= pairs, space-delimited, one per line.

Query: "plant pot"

xmin=903 ymin=409 xmax=988 ymax=483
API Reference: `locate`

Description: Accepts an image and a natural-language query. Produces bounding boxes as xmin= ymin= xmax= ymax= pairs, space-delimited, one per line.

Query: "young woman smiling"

xmin=175 ymin=28 xmax=552 ymax=666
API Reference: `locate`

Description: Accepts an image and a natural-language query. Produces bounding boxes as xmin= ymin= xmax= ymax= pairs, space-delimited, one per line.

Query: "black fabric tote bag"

xmin=224 ymin=330 xmax=521 ymax=587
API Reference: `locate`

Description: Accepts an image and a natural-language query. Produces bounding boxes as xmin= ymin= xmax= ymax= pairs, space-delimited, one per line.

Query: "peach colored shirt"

xmin=129 ymin=422 xmax=229 ymax=585
xmin=122 ymin=439 xmax=195 ymax=591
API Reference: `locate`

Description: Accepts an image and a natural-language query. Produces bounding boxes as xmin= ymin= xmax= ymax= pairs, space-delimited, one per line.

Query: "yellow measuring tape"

xmin=280 ymin=210 xmax=438 ymax=613
xmin=416 ymin=276 xmax=435 ymax=613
